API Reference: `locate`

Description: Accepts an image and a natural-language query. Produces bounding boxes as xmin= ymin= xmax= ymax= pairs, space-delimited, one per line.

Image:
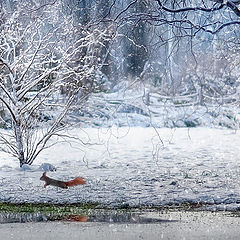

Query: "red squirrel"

xmin=40 ymin=172 xmax=86 ymax=189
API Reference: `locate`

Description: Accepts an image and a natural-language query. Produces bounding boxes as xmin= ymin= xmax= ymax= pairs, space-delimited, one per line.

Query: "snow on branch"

xmin=226 ymin=1 xmax=240 ymax=16
xmin=0 ymin=0 xmax=115 ymax=167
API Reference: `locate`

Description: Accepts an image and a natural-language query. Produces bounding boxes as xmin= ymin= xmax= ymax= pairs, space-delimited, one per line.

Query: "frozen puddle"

xmin=1 ymin=210 xmax=240 ymax=240
xmin=0 ymin=210 xmax=176 ymax=224
xmin=0 ymin=212 xmax=48 ymax=223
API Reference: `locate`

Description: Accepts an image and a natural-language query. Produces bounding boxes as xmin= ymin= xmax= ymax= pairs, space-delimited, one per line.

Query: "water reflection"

xmin=87 ymin=212 xmax=175 ymax=224
xmin=0 ymin=211 xmax=177 ymax=224
xmin=64 ymin=215 xmax=88 ymax=222
xmin=0 ymin=212 xmax=47 ymax=223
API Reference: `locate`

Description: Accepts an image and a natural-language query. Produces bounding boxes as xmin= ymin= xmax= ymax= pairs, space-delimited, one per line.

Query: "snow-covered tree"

xmin=0 ymin=1 xmax=114 ymax=167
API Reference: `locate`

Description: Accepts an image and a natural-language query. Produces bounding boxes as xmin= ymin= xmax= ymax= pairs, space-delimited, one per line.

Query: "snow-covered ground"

xmin=1 ymin=127 xmax=240 ymax=210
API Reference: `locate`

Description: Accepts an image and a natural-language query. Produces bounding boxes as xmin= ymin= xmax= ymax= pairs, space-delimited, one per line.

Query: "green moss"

xmin=0 ymin=202 xmax=99 ymax=216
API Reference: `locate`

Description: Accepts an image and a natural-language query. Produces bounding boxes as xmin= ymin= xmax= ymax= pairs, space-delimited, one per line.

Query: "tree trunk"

xmin=14 ymin=121 xmax=25 ymax=167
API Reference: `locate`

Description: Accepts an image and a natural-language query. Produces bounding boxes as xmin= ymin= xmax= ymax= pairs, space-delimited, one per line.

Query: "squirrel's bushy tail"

xmin=65 ymin=177 xmax=86 ymax=187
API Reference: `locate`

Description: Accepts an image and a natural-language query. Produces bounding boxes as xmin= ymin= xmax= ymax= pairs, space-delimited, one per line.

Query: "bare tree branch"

xmin=227 ymin=1 xmax=240 ymax=16
xmin=114 ymin=0 xmax=138 ymax=21
xmin=155 ymin=0 xmax=225 ymax=13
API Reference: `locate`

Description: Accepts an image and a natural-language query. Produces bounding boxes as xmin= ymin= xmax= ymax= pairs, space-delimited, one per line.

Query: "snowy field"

xmin=1 ymin=127 xmax=240 ymax=210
